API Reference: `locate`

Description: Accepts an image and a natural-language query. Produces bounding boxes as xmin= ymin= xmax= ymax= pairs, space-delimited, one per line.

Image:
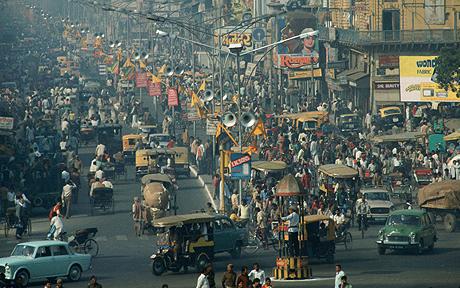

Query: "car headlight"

xmin=378 ymin=230 xmax=384 ymax=240
xmin=409 ymin=232 xmax=417 ymax=243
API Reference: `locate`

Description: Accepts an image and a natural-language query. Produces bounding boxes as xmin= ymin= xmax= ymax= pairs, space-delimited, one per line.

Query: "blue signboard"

xmin=252 ymin=27 xmax=266 ymax=42
xmin=230 ymin=153 xmax=251 ymax=179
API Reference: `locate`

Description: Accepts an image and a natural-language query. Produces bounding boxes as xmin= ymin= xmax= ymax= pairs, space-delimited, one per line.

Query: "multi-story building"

xmin=321 ymin=0 xmax=460 ymax=113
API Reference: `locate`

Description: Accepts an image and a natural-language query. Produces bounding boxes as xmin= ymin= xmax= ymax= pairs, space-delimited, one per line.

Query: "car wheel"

xmin=15 ymin=269 xmax=30 ymax=287
xmin=231 ymin=243 xmax=242 ymax=259
xmin=68 ymin=265 xmax=82 ymax=282
xmin=443 ymin=213 xmax=456 ymax=232
xmin=378 ymin=246 xmax=386 ymax=255
xmin=415 ymin=240 xmax=424 ymax=255
xmin=152 ymin=258 xmax=166 ymax=276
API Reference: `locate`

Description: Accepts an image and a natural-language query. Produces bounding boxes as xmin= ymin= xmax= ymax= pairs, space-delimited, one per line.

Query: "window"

xmin=51 ymin=245 xmax=69 ymax=256
xmin=221 ymin=218 xmax=234 ymax=230
xmin=36 ymin=246 xmax=52 ymax=258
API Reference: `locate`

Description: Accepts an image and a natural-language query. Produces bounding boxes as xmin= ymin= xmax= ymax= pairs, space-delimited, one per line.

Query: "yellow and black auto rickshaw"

xmin=150 ymin=213 xmax=215 ymax=276
xmin=135 ymin=148 xmax=176 ymax=178
xmin=123 ymin=134 xmax=142 ymax=163
xmin=171 ymin=146 xmax=190 ymax=178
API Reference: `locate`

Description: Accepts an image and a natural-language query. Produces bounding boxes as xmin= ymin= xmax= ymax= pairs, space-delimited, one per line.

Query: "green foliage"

xmin=434 ymin=47 xmax=460 ymax=95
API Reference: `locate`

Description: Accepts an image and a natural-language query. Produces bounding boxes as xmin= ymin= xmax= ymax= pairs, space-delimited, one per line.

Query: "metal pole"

xmin=139 ymin=14 xmax=142 ymax=109
xmin=192 ymin=32 xmax=196 ymax=138
xmin=219 ymin=147 xmax=225 ymax=213
xmin=236 ymin=51 xmax=243 ymax=204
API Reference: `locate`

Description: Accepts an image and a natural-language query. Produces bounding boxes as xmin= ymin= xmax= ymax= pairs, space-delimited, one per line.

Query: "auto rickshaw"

xmin=300 ymin=215 xmax=336 ymax=263
xmin=135 ymin=148 xmax=176 ymax=178
xmin=338 ymin=113 xmax=361 ymax=133
xmin=376 ymin=106 xmax=404 ymax=130
xmin=150 ymin=213 xmax=215 ymax=276
xmin=171 ymin=146 xmax=190 ymax=177
xmin=123 ymin=134 xmax=142 ymax=163
xmin=138 ymin=124 xmax=158 ymax=143
xmin=294 ymin=111 xmax=329 ymax=132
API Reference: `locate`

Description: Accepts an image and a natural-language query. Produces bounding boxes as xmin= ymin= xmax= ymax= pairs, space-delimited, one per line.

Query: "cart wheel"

xmin=83 ymin=239 xmax=99 ymax=257
xmin=4 ymin=220 xmax=8 ymax=238
xmin=444 ymin=213 xmax=456 ymax=232
xmin=152 ymin=258 xmax=166 ymax=276
xmin=196 ymin=253 xmax=210 ymax=272
xmin=27 ymin=219 xmax=32 ymax=236
xmin=344 ymin=232 xmax=352 ymax=250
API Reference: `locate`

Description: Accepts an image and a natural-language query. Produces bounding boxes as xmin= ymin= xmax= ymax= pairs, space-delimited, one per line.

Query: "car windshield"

xmin=365 ymin=192 xmax=390 ymax=201
xmin=11 ymin=245 xmax=35 ymax=257
xmin=152 ymin=135 xmax=169 ymax=142
xmin=383 ymin=108 xmax=401 ymax=115
xmin=387 ymin=215 xmax=421 ymax=226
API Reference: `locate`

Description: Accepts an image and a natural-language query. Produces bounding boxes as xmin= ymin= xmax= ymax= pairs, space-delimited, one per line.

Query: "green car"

xmin=376 ymin=209 xmax=437 ymax=255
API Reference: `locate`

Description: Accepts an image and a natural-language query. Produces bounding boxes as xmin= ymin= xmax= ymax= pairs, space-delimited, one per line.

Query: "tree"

xmin=434 ymin=47 xmax=460 ymax=95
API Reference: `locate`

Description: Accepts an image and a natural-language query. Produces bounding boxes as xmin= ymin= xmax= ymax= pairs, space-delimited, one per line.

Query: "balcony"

xmin=319 ymin=26 xmax=460 ymax=47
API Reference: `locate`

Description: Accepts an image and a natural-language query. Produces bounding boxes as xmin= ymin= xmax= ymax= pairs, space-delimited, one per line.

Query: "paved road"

xmin=1 ymin=146 xmax=460 ymax=287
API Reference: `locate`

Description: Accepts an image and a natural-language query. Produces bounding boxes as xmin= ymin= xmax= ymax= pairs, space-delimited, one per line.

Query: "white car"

xmin=361 ymin=188 xmax=394 ymax=222
xmin=148 ymin=133 xmax=171 ymax=148
xmin=0 ymin=241 xmax=92 ymax=286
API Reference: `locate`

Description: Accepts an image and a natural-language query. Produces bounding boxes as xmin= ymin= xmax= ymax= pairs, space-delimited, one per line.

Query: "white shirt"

xmin=195 ymin=273 xmax=209 ymax=288
xmin=95 ymin=169 xmax=104 ymax=180
xmin=89 ymin=160 xmax=99 ymax=173
xmin=95 ymin=144 xmax=106 ymax=157
xmin=61 ymin=183 xmax=76 ymax=199
xmin=61 ymin=170 xmax=70 ymax=182
xmin=102 ymin=180 xmax=113 ymax=189
xmin=281 ymin=212 xmax=299 ymax=232
xmin=333 ymin=214 xmax=345 ymax=225
xmin=60 ymin=141 xmax=67 ymax=151
xmin=248 ymin=269 xmax=266 ymax=284
xmin=335 ymin=270 xmax=345 ymax=288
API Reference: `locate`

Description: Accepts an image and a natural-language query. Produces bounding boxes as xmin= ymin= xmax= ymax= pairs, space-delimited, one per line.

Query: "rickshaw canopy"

xmin=171 ymin=146 xmax=189 ymax=164
xmin=276 ymin=174 xmax=303 ymax=197
xmin=123 ymin=134 xmax=142 ymax=141
xmin=444 ymin=131 xmax=460 ymax=142
xmin=141 ymin=173 xmax=173 ymax=185
xmin=370 ymin=131 xmax=424 ymax=143
xmin=418 ymin=180 xmax=460 ymax=210
xmin=318 ymin=164 xmax=358 ymax=179
xmin=302 ymin=214 xmax=332 ymax=224
xmin=153 ymin=213 xmax=215 ymax=228
xmin=252 ymin=161 xmax=287 ymax=172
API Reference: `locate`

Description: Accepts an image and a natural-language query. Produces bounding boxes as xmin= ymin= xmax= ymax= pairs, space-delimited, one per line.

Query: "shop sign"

xmin=374 ymin=82 xmax=400 ymax=90
xmin=0 ymin=117 xmax=14 ymax=130
xmin=379 ymin=55 xmax=399 ymax=69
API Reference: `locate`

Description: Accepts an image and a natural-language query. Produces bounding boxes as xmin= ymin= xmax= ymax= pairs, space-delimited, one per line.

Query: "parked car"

xmin=0 ymin=241 xmax=92 ymax=286
xmin=148 ymin=133 xmax=171 ymax=148
xmin=376 ymin=209 xmax=437 ymax=255
xmin=360 ymin=188 xmax=394 ymax=222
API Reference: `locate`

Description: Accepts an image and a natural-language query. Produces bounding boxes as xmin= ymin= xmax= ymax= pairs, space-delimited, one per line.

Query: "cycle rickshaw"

xmin=90 ymin=187 xmax=114 ymax=215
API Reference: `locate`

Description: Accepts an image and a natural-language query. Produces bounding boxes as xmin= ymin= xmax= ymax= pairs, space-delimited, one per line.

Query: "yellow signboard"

xmin=288 ymin=69 xmax=322 ymax=80
xmin=399 ymin=56 xmax=460 ymax=102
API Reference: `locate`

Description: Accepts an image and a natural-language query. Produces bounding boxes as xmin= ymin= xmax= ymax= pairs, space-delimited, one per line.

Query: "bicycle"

xmin=60 ymin=228 xmax=99 ymax=257
xmin=242 ymin=223 xmax=280 ymax=255
xmin=358 ymin=214 xmax=367 ymax=239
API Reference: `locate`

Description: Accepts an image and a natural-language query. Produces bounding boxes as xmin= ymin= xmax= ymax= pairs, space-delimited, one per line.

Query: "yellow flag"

xmin=191 ymin=91 xmax=202 ymax=107
xmin=232 ymin=94 xmax=239 ymax=104
xmin=198 ymin=80 xmax=206 ymax=92
xmin=139 ymin=60 xmax=147 ymax=70
xmin=150 ymin=73 xmax=161 ymax=84
xmin=123 ymin=57 xmax=135 ymax=68
xmin=158 ymin=64 xmax=166 ymax=74
xmin=251 ymin=118 xmax=267 ymax=139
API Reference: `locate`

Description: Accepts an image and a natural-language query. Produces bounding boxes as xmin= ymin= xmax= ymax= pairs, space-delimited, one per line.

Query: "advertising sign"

xmin=288 ymin=69 xmax=322 ymax=80
xmin=374 ymin=81 xmax=400 ymax=90
xmin=399 ymin=56 xmax=460 ymax=102
xmin=230 ymin=153 xmax=251 ymax=179
xmin=0 ymin=117 xmax=14 ymax=130
xmin=215 ymin=26 xmax=253 ymax=51
xmin=186 ymin=103 xmax=200 ymax=121
xmin=206 ymin=117 xmax=219 ymax=136
xmin=167 ymin=88 xmax=179 ymax=106
xmin=135 ymin=72 xmax=148 ymax=88
xmin=276 ymin=11 xmax=319 ymax=70
xmin=148 ymin=81 xmax=161 ymax=97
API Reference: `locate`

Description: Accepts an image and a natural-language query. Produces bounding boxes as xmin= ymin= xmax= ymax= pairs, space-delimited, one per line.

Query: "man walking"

xmin=132 ymin=197 xmax=143 ymax=237
xmin=61 ymin=180 xmax=76 ymax=219
xmin=335 ymin=264 xmax=346 ymax=288
xmin=221 ymin=264 xmax=237 ymax=288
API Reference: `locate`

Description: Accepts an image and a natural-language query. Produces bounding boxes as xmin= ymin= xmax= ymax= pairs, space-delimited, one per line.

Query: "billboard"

xmin=276 ymin=11 xmax=319 ymax=72
xmin=399 ymin=56 xmax=460 ymax=102
xmin=215 ymin=26 xmax=253 ymax=52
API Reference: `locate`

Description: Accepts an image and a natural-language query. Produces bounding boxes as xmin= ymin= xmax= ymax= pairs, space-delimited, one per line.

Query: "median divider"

xmin=189 ymin=165 xmax=218 ymax=211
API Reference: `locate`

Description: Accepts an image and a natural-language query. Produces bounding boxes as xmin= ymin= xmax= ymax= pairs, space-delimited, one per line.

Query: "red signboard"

xmin=148 ymin=81 xmax=162 ymax=97
xmin=167 ymin=88 xmax=178 ymax=106
xmin=230 ymin=155 xmax=251 ymax=168
xmin=135 ymin=72 xmax=148 ymax=88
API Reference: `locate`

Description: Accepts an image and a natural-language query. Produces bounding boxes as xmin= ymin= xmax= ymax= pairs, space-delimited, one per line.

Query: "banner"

xmin=167 ymin=88 xmax=179 ymax=106
xmin=148 ymin=81 xmax=161 ymax=97
xmin=135 ymin=72 xmax=148 ymax=88
xmin=399 ymin=56 xmax=460 ymax=102
xmin=230 ymin=153 xmax=251 ymax=180
xmin=276 ymin=11 xmax=319 ymax=70
xmin=0 ymin=117 xmax=14 ymax=130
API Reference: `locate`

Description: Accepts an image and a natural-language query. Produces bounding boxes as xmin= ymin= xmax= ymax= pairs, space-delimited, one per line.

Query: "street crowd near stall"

xmin=1 ymin=0 xmax=460 ymax=288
